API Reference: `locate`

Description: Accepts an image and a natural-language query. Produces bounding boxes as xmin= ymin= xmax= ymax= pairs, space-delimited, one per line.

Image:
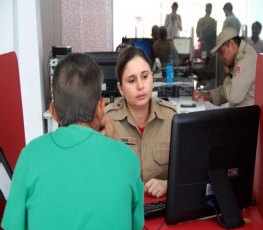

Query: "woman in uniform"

xmin=105 ymin=47 xmax=176 ymax=198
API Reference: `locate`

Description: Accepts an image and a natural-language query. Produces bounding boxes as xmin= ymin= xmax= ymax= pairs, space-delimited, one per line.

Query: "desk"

xmin=169 ymin=96 xmax=205 ymax=114
xmin=144 ymin=196 xmax=263 ymax=230
xmin=43 ymin=96 xmax=206 ymax=132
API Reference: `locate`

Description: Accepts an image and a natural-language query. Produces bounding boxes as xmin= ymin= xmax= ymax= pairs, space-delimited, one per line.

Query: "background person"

xmin=222 ymin=2 xmax=241 ymax=34
xmin=196 ymin=3 xmax=217 ymax=58
xmin=115 ymin=37 xmax=133 ymax=52
xmin=164 ymin=2 xmax=182 ymax=39
xmin=153 ymin=26 xmax=180 ymax=67
xmin=105 ymin=47 xmax=177 ymax=198
xmin=247 ymin=21 xmax=263 ymax=53
xmin=192 ymin=27 xmax=257 ymax=107
xmin=2 ymin=53 xmax=144 ymax=230
xmin=151 ymin=25 xmax=160 ymax=43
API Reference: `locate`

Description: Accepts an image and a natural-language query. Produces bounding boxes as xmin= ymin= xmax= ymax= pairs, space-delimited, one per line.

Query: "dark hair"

xmin=223 ymin=2 xmax=233 ymax=12
xmin=115 ymin=47 xmax=151 ymax=85
xmin=52 ymin=53 xmax=103 ymax=126
xmin=151 ymin=25 xmax=159 ymax=40
xmin=232 ymin=36 xmax=241 ymax=46
xmin=159 ymin=26 xmax=168 ymax=40
xmin=172 ymin=2 xmax=178 ymax=8
xmin=252 ymin=21 xmax=262 ymax=31
xmin=224 ymin=36 xmax=241 ymax=48
xmin=151 ymin=25 xmax=159 ymax=33
xmin=206 ymin=3 xmax=212 ymax=12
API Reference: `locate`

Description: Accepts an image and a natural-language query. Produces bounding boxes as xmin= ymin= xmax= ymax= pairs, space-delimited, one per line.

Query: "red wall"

xmin=254 ymin=54 xmax=263 ymax=217
xmin=0 ymin=52 xmax=26 ymax=222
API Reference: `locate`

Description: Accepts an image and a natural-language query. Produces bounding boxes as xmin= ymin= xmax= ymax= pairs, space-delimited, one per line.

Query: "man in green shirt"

xmin=1 ymin=53 xmax=144 ymax=230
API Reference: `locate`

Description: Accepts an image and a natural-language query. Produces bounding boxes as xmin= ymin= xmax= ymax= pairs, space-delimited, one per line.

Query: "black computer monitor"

xmin=87 ymin=52 xmax=120 ymax=98
xmin=165 ymin=105 xmax=260 ymax=226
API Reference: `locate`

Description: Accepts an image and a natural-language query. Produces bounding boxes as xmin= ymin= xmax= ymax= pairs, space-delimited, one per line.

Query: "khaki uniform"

xmin=105 ymin=97 xmax=177 ymax=182
xmin=196 ymin=15 xmax=217 ymax=41
xmin=210 ymin=40 xmax=257 ymax=106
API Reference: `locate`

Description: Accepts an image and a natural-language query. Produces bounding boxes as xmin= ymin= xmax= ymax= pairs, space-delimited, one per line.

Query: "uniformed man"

xmin=196 ymin=3 xmax=217 ymax=57
xmin=192 ymin=27 xmax=257 ymax=107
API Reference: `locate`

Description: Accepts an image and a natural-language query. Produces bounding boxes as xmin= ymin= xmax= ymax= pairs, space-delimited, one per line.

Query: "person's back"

xmin=222 ymin=2 xmax=241 ymax=34
xmin=196 ymin=3 xmax=216 ymax=40
xmin=196 ymin=3 xmax=217 ymax=57
xmin=1 ymin=53 xmax=144 ymax=230
xmin=153 ymin=26 xmax=180 ymax=67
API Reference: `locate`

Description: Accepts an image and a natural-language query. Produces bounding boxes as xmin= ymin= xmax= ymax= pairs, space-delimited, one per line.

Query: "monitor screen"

xmin=87 ymin=52 xmax=120 ymax=98
xmin=165 ymin=105 xmax=260 ymax=225
xmin=173 ymin=37 xmax=191 ymax=61
xmin=125 ymin=38 xmax=154 ymax=63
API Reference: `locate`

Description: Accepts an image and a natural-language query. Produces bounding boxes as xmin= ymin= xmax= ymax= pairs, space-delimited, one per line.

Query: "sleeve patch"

xmin=235 ymin=64 xmax=242 ymax=75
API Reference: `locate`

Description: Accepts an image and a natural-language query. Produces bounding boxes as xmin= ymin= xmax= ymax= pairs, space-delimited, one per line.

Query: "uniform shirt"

xmin=222 ymin=13 xmax=241 ymax=34
xmin=209 ymin=40 xmax=257 ymax=107
xmin=247 ymin=37 xmax=263 ymax=53
xmin=2 ymin=125 xmax=144 ymax=230
xmin=153 ymin=39 xmax=180 ymax=67
xmin=196 ymin=15 xmax=217 ymax=56
xmin=105 ymin=97 xmax=177 ymax=183
xmin=196 ymin=15 xmax=217 ymax=41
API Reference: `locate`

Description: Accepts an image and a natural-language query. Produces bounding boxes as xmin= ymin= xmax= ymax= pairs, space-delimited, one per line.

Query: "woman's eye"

xmin=128 ymin=78 xmax=135 ymax=83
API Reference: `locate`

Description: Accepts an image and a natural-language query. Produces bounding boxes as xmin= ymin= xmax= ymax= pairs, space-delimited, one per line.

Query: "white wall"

xmin=0 ymin=1 xmax=14 ymax=54
xmin=0 ymin=0 xmax=45 ymax=144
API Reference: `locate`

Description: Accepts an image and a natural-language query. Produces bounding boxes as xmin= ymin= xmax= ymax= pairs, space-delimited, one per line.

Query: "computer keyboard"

xmin=144 ymin=200 xmax=166 ymax=219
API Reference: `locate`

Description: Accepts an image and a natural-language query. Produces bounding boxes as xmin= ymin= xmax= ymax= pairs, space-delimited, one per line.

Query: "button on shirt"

xmin=209 ymin=40 xmax=257 ymax=106
xmin=105 ymin=97 xmax=177 ymax=182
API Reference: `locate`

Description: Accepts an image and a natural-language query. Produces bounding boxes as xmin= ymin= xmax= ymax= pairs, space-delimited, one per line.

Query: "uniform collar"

xmin=112 ymin=97 xmax=166 ymax=122
xmin=50 ymin=125 xmax=95 ymax=148
xmin=235 ymin=40 xmax=246 ymax=63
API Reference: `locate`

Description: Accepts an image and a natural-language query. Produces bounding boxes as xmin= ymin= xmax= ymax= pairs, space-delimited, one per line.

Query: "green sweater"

xmin=2 ymin=125 xmax=144 ymax=230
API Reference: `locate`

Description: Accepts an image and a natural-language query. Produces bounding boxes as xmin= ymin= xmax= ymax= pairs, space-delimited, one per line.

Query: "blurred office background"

xmin=0 ymin=0 xmax=262 ymax=143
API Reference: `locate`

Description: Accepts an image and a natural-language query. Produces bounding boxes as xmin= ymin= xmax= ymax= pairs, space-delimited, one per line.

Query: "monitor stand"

xmin=208 ymin=169 xmax=244 ymax=229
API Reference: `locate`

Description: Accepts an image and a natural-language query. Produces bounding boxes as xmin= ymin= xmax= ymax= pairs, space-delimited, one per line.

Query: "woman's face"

xmin=117 ymin=56 xmax=153 ymax=109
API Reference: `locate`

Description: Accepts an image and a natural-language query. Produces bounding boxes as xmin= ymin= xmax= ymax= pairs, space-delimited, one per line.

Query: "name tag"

xmin=121 ymin=137 xmax=136 ymax=145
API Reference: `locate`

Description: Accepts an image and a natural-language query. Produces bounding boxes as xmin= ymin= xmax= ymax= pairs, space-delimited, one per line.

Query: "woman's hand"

xmin=144 ymin=179 xmax=167 ymax=198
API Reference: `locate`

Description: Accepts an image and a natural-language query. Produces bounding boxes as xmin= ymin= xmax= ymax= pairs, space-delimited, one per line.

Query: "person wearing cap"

xmin=192 ymin=27 xmax=257 ymax=107
xmin=164 ymin=2 xmax=182 ymax=39
xmin=222 ymin=2 xmax=241 ymax=34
